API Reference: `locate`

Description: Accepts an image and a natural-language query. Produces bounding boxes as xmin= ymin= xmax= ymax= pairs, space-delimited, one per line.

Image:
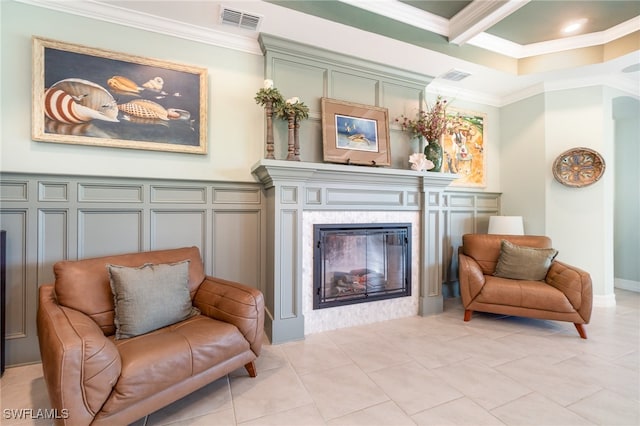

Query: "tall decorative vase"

xmin=286 ymin=112 xmax=295 ymax=160
xmin=293 ymin=118 xmax=301 ymax=161
xmin=264 ymin=100 xmax=275 ymax=159
xmin=424 ymin=140 xmax=443 ymax=172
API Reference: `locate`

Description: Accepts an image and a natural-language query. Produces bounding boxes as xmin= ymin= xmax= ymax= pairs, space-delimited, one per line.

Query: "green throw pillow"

xmin=107 ymin=260 xmax=199 ymax=339
xmin=493 ymin=240 xmax=558 ymax=281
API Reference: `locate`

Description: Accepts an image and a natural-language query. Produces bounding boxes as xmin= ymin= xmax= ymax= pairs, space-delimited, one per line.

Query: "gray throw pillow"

xmin=107 ymin=260 xmax=199 ymax=339
xmin=493 ymin=240 xmax=558 ymax=281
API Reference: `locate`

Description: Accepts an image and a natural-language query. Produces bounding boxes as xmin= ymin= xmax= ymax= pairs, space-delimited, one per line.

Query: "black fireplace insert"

xmin=313 ymin=223 xmax=411 ymax=309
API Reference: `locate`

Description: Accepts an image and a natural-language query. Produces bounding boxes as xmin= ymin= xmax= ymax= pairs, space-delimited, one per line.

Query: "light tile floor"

xmin=1 ymin=290 xmax=638 ymax=425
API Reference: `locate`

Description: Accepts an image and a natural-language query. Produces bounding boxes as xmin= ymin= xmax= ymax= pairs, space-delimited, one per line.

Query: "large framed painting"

xmin=32 ymin=37 xmax=207 ymax=154
xmin=442 ymin=107 xmax=486 ymax=187
xmin=321 ymin=98 xmax=391 ymax=167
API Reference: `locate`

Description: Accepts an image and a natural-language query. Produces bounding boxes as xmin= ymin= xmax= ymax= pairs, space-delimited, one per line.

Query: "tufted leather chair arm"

xmin=193 ymin=277 xmax=265 ymax=356
xmin=458 ymin=250 xmax=487 ymax=307
xmin=37 ymin=285 xmax=122 ymax=426
xmin=545 ymin=261 xmax=593 ymax=323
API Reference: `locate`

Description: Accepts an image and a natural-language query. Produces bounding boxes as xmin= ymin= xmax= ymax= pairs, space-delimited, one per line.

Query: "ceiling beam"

xmin=449 ymin=0 xmax=530 ymax=45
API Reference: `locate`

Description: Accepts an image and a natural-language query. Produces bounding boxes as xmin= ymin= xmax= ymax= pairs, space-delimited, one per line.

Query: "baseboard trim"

xmin=615 ymin=278 xmax=640 ymax=293
xmin=593 ymin=293 xmax=617 ymax=307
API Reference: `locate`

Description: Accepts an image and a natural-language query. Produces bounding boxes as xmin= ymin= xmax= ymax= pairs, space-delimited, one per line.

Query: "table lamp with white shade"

xmin=488 ymin=216 xmax=524 ymax=235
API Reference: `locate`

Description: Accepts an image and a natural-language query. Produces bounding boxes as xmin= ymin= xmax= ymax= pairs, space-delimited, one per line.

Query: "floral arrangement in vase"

xmin=396 ymin=95 xmax=450 ymax=172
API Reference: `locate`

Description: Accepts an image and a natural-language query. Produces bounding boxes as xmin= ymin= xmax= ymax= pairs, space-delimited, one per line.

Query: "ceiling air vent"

xmin=219 ymin=6 xmax=262 ymax=31
xmin=439 ymin=69 xmax=472 ymax=81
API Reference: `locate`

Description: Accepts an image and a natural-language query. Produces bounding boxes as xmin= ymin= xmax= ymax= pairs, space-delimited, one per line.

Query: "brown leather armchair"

xmin=458 ymin=234 xmax=592 ymax=338
xmin=37 ymin=246 xmax=264 ymax=425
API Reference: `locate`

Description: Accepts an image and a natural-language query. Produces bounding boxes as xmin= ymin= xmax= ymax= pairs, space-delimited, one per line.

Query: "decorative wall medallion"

xmin=553 ymin=147 xmax=605 ymax=188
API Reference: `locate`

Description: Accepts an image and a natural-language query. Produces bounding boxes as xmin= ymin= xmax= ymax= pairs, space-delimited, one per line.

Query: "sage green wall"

xmin=544 ymin=86 xmax=615 ymax=302
xmin=1 ymin=2 xmax=264 ymax=182
xmin=500 ymin=86 xmax=626 ymax=302
xmin=613 ymin=96 xmax=640 ymax=285
xmin=498 ymin=94 xmax=546 ymax=235
xmin=498 ymin=86 xmax=640 ymax=301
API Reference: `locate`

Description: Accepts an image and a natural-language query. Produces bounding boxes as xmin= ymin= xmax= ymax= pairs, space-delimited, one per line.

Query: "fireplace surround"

xmin=252 ymin=159 xmax=457 ymax=344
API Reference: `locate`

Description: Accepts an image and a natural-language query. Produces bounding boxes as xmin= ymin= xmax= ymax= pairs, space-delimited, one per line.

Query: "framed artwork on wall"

xmin=32 ymin=37 xmax=208 ymax=154
xmin=321 ymin=98 xmax=391 ymax=167
xmin=442 ymin=107 xmax=487 ymax=187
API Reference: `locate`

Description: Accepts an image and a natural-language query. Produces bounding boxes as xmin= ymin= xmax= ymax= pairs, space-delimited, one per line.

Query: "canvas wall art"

xmin=442 ymin=108 xmax=486 ymax=187
xmin=32 ymin=37 xmax=207 ymax=154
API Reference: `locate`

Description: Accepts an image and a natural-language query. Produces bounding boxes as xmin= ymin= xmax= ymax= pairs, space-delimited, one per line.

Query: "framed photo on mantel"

xmin=321 ymin=98 xmax=391 ymax=167
xmin=32 ymin=37 xmax=208 ymax=154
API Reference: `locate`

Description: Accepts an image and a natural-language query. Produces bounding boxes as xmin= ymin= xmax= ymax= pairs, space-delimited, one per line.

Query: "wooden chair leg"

xmin=463 ymin=309 xmax=473 ymax=322
xmin=244 ymin=361 xmax=257 ymax=377
xmin=574 ymin=323 xmax=587 ymax=339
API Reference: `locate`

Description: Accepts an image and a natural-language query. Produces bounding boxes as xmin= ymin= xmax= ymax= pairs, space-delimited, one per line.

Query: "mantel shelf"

xmin=251 ymin=159 xmax=458 ymax=189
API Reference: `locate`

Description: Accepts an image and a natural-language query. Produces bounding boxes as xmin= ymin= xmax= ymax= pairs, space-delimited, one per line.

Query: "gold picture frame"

xmin=442 ymin=107 xmax=487 ymax=187
xmin=321 ymin=98 xmax=391 ymax=166
xmin=32 ymin=37 xmax=207 ymax=154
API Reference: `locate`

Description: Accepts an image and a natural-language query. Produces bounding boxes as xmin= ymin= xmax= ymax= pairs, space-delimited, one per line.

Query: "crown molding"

xmin=468 ymin=15 xmax=640 ymax=59
xmin=448 ymin=0 xmax=530 ymax=46
xmin=426 ymin=81 xmax=502 ymax=107
xmin=16 ymin=0 xmax=639 ymax=108
xmin=430 ymin=72 xmax=640 ymax=108
xmin=337 ymin=0 xmax=449 ymax=36
xmin=501 ymin=74 xmax=640 ymax=107
xmin=16 ymin=0 xmax=262 ymax=55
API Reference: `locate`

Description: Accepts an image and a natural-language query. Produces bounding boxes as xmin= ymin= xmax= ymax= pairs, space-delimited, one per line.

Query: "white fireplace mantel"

xmin=251 ymin=159 xmax=457 ymax=343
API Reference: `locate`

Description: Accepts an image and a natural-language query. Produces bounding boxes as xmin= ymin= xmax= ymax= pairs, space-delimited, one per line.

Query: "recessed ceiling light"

xmin=562 ymin=18 xmax=588 ymax=35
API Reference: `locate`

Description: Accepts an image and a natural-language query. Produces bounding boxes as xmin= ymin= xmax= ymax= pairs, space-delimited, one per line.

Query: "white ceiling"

xmin=19 ymin=0 xmax=640 ymax=106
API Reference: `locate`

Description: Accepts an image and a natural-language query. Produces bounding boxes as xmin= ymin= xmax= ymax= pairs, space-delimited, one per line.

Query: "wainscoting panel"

xmin=151 ymin=185 xmax=207 ymax=204
xmin=443 ymin=192 xmax=501 ymax=296
xmin=0 ymin=210 xmax=28 ymax=339
xmin=150 ymin=210 xmax=206 ymax=252
xmin=0 ymin=171 xmax=498 ymax=364
xmin=212 ymin=210 xmax=262 ymax=285
xmin=78 ymin=209 xmax=144 ymax=258
xmin=0 ymin=173 xmax=265 ymax=367
xmin=37 ymin=209 xmax=67 ymax=284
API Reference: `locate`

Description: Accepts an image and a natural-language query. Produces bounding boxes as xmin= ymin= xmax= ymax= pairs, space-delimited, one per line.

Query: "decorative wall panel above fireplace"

xmin=314 ymin=223 xmax=411 ymax=309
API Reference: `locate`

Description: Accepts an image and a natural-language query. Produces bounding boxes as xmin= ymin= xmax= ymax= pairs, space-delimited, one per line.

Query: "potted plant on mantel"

xmin=255 ymin=79 xmax=284 ymax=159
xmin=274 ymin=96 xmax=310 ymax=161
xmin=396 ymin=95 xmax=450 ymax=172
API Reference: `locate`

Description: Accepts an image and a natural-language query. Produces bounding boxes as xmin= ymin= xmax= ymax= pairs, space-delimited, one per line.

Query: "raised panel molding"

xmin=78 ymin=183 xmax=144 ymax=203
xmin=150 ymin=210 xmax=206 ymax=252
xmin=0 ymin=172 xmax=265 ymax=366
xmin=212 ymin=188 xmax=261 ymax=204
xmin=38 ymin=182 xmax=68 ymax=202
xmin=212 ymin=210 xmax=262 ymax=284
xmin=37 ymin=209 xmax=68 ymax=284
xmin=0 ymin=170 xmax=497 ymax=364
xmin=260 ymin=34 xmax=430 ymax=165
xmin=0 ymin=181 xmax=28 ymax=201
xmin=78 ymin=209 xmax=144 ymax=258
xmin=0 ymin=210 xmax=28 ymax=339
xmin=150 ymin=185 xmax=207 ymax=204
xmin=325 ymin=187 xmax=404 ymax=207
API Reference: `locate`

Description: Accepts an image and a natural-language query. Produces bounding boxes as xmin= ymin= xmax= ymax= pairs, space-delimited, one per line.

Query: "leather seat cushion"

xmin=101 ymin=315 xmax=249 ymax=414
xmin=477 ymin=276 xmax=575 ymax=313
